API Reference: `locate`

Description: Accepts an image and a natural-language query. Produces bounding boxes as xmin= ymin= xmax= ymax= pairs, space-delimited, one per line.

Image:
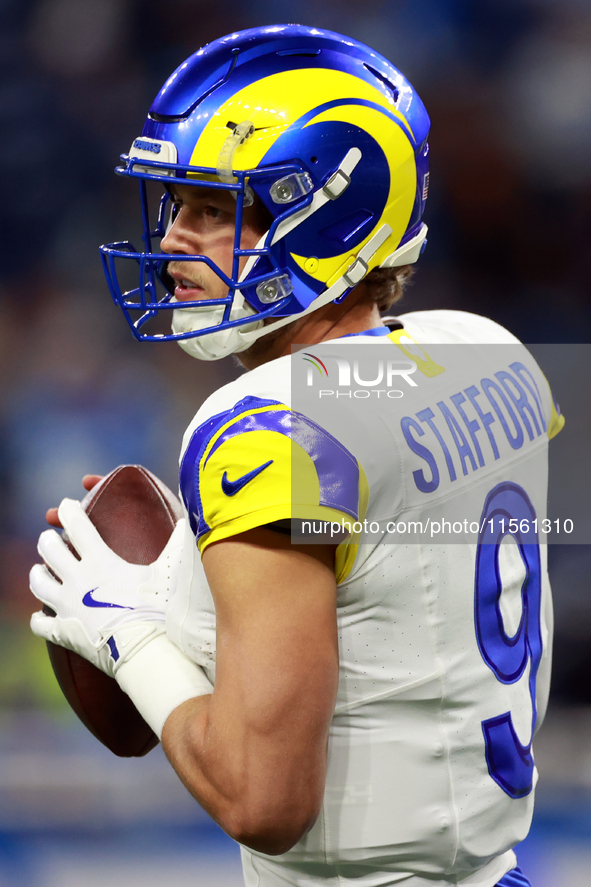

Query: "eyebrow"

xmin=165 ymin=184 xmax=234 ymax=204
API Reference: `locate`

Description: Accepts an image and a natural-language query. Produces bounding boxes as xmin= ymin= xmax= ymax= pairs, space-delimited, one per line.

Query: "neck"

xmin=238 ymin=284 xmax=383 ymax=370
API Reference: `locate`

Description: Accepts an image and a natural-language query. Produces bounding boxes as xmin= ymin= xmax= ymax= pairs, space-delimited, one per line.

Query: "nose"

xmin=160 ymin=206 xmax=198 ymax=256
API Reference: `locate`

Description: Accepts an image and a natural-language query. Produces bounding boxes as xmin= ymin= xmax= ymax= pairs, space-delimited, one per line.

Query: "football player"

xmin=30 ymin=25 xmax=561 ymax=887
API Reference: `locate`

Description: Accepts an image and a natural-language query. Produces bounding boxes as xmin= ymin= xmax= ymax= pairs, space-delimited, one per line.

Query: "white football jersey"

xmin=167 ymin=310 xmax=562 ymax=886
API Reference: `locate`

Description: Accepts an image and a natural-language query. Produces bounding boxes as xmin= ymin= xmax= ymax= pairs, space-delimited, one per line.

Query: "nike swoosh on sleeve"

xmin=221 ymin=460 xmax=274 ymax=497
xmin=82 ymin=589 xmax=132 ymax=609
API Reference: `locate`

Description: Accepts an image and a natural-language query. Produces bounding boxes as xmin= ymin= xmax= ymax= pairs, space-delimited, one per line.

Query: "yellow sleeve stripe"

xmin=197 ymin=504 xmax=355 ymax=553
xmin=199 ymin=507 xmax=363 ymax=587
xmin=200 ymin=403 xmax=288 ymax=470
xmin=548 ymin=399 xmax=565 ymax=439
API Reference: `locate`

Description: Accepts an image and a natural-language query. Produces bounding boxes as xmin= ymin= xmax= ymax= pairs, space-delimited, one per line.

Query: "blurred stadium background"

xmin=1 ymin=0 xmax=590 ymax=884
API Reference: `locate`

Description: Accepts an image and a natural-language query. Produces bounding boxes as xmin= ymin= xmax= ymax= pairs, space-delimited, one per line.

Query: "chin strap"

xmin=236 ymin=222 xmax=393 ymax=348
xmin=271 ymin=147 xmax=362 ymax=246
xmin=232 ymin=146 xmax=365 ymax=324
xmin=234 ymin=147 xmax=428 ymax=349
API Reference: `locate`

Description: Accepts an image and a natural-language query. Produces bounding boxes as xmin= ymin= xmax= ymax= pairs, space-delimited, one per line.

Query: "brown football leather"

xmin=43 ymin=465 xmax=183 ymax=757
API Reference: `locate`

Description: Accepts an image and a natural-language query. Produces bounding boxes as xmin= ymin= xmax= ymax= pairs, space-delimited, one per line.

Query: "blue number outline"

xmin=474 ymin=482 xmax=543 ymax=799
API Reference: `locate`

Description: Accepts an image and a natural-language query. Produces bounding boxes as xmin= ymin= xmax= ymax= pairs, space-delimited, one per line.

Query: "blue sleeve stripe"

xmin=292 ymin=411 xmax=360 ymax=518
xmin=495 ymin=868 xmax=531 ymax=887
xmin=180 ymin=395 xmax=362 ymax=539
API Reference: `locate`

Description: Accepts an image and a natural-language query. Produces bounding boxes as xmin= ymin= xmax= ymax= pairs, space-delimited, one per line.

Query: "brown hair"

xmin=363 ymin=264 xmax=415 ymax=311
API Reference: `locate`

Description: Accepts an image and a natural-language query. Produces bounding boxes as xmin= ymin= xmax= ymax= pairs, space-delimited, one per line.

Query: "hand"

xmin=30 ymin=498 xmax=185 ymax=677
xmin=46 ymin=474 xmax=103 ymax=528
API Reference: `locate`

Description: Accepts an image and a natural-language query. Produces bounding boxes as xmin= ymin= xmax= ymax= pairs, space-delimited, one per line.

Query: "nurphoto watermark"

xmin=289 ymin=342 xmax=589 ymax=544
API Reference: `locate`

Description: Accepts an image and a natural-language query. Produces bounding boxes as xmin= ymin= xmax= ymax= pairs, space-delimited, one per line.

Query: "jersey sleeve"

xmin=180 ymin=396 xmax=368 ymax=557
xmin=547 ymin=389 xmax=565 ymax=439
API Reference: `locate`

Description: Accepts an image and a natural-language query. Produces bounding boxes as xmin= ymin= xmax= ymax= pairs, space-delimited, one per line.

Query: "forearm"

xmin=160 ymin=656 xmax=333 ymax=854
xmin=117 ymin=529 xmax=339 ymax=854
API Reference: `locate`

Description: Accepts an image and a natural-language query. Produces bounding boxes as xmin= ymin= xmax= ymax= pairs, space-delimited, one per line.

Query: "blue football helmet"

xmin=100 ymin=24 xmax=430 ymax=360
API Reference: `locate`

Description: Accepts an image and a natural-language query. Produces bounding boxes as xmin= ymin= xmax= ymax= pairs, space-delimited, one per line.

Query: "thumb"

xmin=30 ymin=610 xmax=58 ymax=642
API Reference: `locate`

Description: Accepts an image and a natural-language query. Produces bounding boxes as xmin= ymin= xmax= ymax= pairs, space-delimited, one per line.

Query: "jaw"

xmin=237 ymin=285 xmax=381 ymax=370
xmin=237 ymin=310 xmax=332 ymax=370
xmin=237 ymin=323 xmax=295 ymax=370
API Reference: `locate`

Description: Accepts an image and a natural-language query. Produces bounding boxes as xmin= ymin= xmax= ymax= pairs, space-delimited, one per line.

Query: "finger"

xmin=29 ymin=563 xmax=63 ymax=609
xmin=57 ymin=498 xmax=107 ymax=558
xmin=46 ymin=507 xmax=62 ymax=528
xmin=30 ymin=610 xmax=59 ymax=642
xmin=37 ymin=528 xmax=80 ymax=579
xmin=82 ymin=475 xmax=103 ymax=492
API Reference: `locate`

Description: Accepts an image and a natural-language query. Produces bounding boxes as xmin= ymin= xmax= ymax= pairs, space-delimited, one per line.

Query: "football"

xmin=43 ymin=465 xmax=183 ymax=757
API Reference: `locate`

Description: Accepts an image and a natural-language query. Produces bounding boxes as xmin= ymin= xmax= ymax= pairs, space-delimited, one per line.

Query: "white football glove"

xmin=30 ymin=498 xmax=185 ymax=678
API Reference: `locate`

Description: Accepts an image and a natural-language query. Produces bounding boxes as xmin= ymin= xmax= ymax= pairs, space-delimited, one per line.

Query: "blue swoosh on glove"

xmin=82 ymin=589 xmax=132 ymax=609
xmin=221 ymin=460 xmax=274 ymax=496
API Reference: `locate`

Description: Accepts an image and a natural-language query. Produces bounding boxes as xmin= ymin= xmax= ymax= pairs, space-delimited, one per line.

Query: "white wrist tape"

xmin=116 ymin=633 xmax=213 ymax=738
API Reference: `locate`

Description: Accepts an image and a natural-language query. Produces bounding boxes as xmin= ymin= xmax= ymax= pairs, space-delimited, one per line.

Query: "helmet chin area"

xmin=170 ymin=298 xmax=263 ymax=361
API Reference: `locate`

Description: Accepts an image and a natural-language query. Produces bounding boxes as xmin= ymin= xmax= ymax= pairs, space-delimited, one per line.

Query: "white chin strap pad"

xmin=234 ymin=221 xmax=394 ymax=350
xmin=171 ymin=297 xmax=262 ymax=361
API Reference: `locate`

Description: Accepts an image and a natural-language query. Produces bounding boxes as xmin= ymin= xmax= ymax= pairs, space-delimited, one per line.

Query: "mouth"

xmin=176 ymin=278 xmax=205 ymax=297
xmin=168 ymin=270 xmax=205 ymax=300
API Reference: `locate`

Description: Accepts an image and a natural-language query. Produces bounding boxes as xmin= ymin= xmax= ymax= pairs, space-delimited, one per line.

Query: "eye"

xmin=204 ymin=204 xmax=226 ymax=220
